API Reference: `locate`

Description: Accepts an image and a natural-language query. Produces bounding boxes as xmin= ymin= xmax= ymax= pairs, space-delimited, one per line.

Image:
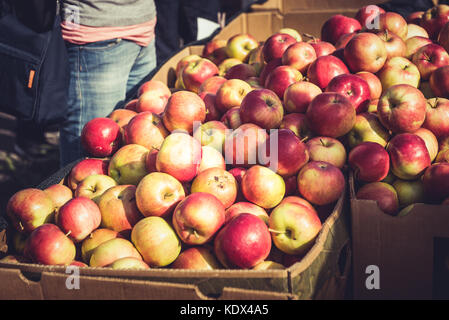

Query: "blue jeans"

xmin=59 ymin=38 xmax=156 ymax=167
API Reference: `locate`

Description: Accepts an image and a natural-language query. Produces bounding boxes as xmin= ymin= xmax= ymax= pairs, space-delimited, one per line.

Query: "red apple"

xmin=355 ymin=71 xmax=382 ymax=100
xmin=262 ymin=33 xmax=297 ymax=63
xmin=334 ymin=32 xmax=358 ymax=50
xmin=202 ymin=39 xmax=228 ymax=65
xmin=198 ymin=76 xmax=227 ymax=95
xmin=355 ymin=5 xmax=385 ymax=28
xmin=321 ymin=14 xmax=362 ymax=45
xmin=349 ymin=141 xmax=390 ymax=182
xmin=181 ymin=58 xmax=219 ymax=94
xmin=108 ymin=108 xmax=137 ymax=130
xmin=279 ymin=113 xmax=313 ymax=140
xmin=215 ymin=79 xmax=252 ymax=113
xmin=145 ymin=145 xmax=157 ymax=173
xmin=80 ymin=117 xmax=121 ymax=158
xmin=430 ymin=65 xmax=449 ymax=98
xmin=423 ymin=97 xmax=449 ymax=139
xmin=176 ymin=54 xmax=202 ymax=76
xmin=325 ymin=73 xmax=371 ymax=113
xmin=198 ymin=92 xmax=221 ymax=122
xmin=412 ymin=43 xmax=449 ymax=80
xmin=309 ymin=39 xmax=336 ymax=57
xmin=344 ymin=32 xmax=388 ymax=73
xmin=225 ymin=202 xmax=269 ymax=225
xmin=259 ymin=58 xmax=282 ymax=86
xmin=283 ymin=81 xmax=322 ymax=114
xmin=218 ymin=58 xmax=243 ymax=76
xmin=282 ymin=41 xmax=317 ymax=73
xmin=220 ymin=106 xmax=242 ymax=130
xmin=377 ymin=12 xmax=408 ymax=40
xmin=307 ymin=55 xmax=349 ymax=89
xmin=67 ymin=158 xmax=109 ymax=191
xmin=356 ymin=182 xmax=399 ymax=216
xmin=438 ymin=20 xmax=449 ymax=52
xmin=376 ymin=30 xmax=407 ymax=59
xmin=421 ymin=4 xmax=449 ymax=40
xmin=264 ymin=65 xmax=303 ymax=100
xmin=284 ymin=175 xmax=298 ymax=196
xmin=171 ymin=246 xmax=221 ymax=270
xmin=44 ymin=184 xmax=73 ymax=212
xmin=405 ymin=36 xmax=433 ymax=59
xmin=239 ymin=88 xmax=284 ymax=129
xmin=306 ymin=136 xmax=347 ymax=169
xmin=224 ymin=63 xmax=257 ymax=81
xmin=407 ymin=11 xmax=424 ymax=25
xmin=414 ymin=127 xmax=439 ymax=162
xmin=422 ymin=162 xmax=449 ymax=202
xmin=123 ymin=111 xmax=168 ymax=151
xmin=136 ymin=80 xmax=171 ymax=114
xmin=124 ymin=99 xmax=138 ymax=112
xmin=226 ymin=34 xmax=259 ymax=62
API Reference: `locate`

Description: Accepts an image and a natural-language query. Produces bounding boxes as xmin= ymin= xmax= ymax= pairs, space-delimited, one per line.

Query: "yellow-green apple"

xmin=162 ymin=90 xmax=206 ymax=133
xmin=193 ymin=120 xmax=228 ymax=153
xmin=108 ymin=144 xmax=149 ymax=186
xmin=156 ymin=132 xmax=202 ymax=182
xmin=11 ymin=231 xmax=28 ymax=256
xmin=239 ymin=88 xmax=284 ymax=129
xmin=307 ymin=55 xmax=349 ymax=89
xmin=421 ymin=4 xmax=449 ymax=40
xmin=108 ymin=257 xmax=150 ymax=270
xmin=74 ymin=174 xmax=117 ymax=203
xmin=349 ymin=141 xmax=390 ymax=182
xmin=356 ymin=182 xmax=399 ymax=216
xmin=377 ymin=84 xmax=426 ymax=133
xmin=387 ymin=133 xmax=431 ymax=180
xmin=199 ymin=92 xmax=221 ymax=122
xmin=6 ymin=188 xmax=55 ymax=233
xmin=377 ymin=57 xmax=420 ymax=92
xmin=198 ymin=76 xmax=227 ymax=95
xmin=406 ymin=23 xmax=429 ymax=39
xmin=124 ymin=98 xmax=138 ymax=112
xmin=135 ymin=172 xmax=185 ymax=219
xmin=44 ymin=184 xmax=73 ymax=212
xmin=264 ymin=65 xmax=303 ymax=100
xmin=56 ymin=196 xmax=102 ymax=242
xmin=281 ymin=42 xmax=317 ymax=74
xmin=80 ymin=228 xmax=122 ymax=264
xmin=247 ymin=45 xmax=265 ymax=75
xmin=325 ymin=73 xmax=371 ymax=113
xmin=241 ymin=165 xmax=285 ymax=209
xmin=97 ymin=185 xmax=143 ymax=235
xmin=279 ymin=28 xmax=302 ymax=42
xmin=283 ymin=81 xmax=322 ymax=114
xmin=376 ymin=12 xmax=408 ymax=40
xmin=24 ymin=224 xmax=76 ymax=265
xmin=218 ymin=58 xmax=242 ymax=76
xmin=80 ymin=117 xmax=121 ymax=158
xmin=414 ymin=127 xmax=439 ymax=161
xmin=259 ymin=57 xmax=282 ymax=86
xmin=197 ymin=146 xmax=226 ymax=173
xmin=181 ymin=58 xmax=219 ymax=94
xmin=392 ymin=179 xmax=425 ymax=207
xmin=321 ymin=14 xmax=362 ymax=45
xmin=252 ymin=260 xmax=286 ymax=270
xmin=220 ymin=106 xmax=242 ymax=130
xmin=306 ymin=136 xmax=347 ymax=169
xmin=225 ymin=201 xmax=268 ymax=224
xmin=202 ymin=39 xmax=228 ymax=65
xmin=0 ymin=255 xmax=28 ymax=264
xmin=306 ymin=92 xmax=356 ymax=138
xmin=365 ymin=98 xmax=380 ymax=113
xmin=407 ymin=11 xmax=424 ymax=25
xmin=436 ymin=149 xmax=449 ymax=163
xmin=440 ymin=135 xmax=449 ymax=151
xmin=136 ymin=80 xmax=171 ymax=114
xmin=280 ymin=195 xmax=316 ymax=211
xmin=375 ymin=30 xmax=407 ymax=58
xmin=224 ymin=63 xmax=257 ymax=81
xmin=279 ymin=113 xmax=313 ymax=140
xmin=67 ymin=158 xmax=109 ymax=191
xmin=355 ymin=71 xmax=382 ymax=100
xmin=191 ymin=168 xmax=237 ymax=208
xmin=423 ymin=97 xmax=449 ymax=138
xmin=405 ymin=36 xmax=433 ymax=59
xmin=89 ymin=238 xmax=142 ymax=267
xmin=262 ymin=33 xmax=297 ymax=63
xmin=412 ymin=43 xmax=449 ymax=80
xmin=344 ymin=32 xmax=387 ymax=73
xmin=430 ymin=65 xmax=449 ymax=98
xmin=438 ymin=20 xmax=449 ymax=52
xmin=261 ymin=129 xmax=309 ymax=177
xmin=214 ymin=213 xmax=271 ymax=269
xmin=171 ymin=246 xmax=221 ymax=270
xmin=124 ymin=111 xmax=168 ymax=150
xmin=422 ymin=162 xmax=449 ymax=202
xmin=215 ymin=79 xmax=252 ymax=113
xmin=297 ymin=161 xmax=345 ymax=206
xmin=172 ymin=192 xmax=225 ymax=245
xmin=269 ymin=201 xmax=322 ymax=255
xmin=223 ymin=123 xmax=268 ymax=167
xmin=176 ymin=54 xmax=202 ymax=77
xmin=347 ymin=112 xmax=390 ymax=148
xmin=226 ymin=33 xmax=259 ymax=62
xmin=355 ymin=4 xmax=385 ymax=28
xmin=308 ymin=39 xmax=336 ymax=57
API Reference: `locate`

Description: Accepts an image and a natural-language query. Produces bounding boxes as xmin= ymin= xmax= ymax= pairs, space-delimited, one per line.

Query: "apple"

xmin=225 ymin=202 xmax=269 ymax=225
xmin=215 ymin=79 xmax=252 ymax=113
xmin=0 ymin=255 xmax=28 ymax=264
xmin=136 ymin=80 xmax=171 ymax=114
xmin=108 ymin=257 xmax=150 ymax=270
xmin=176 ymin=54 xmax=202 ymax=77
xmin=197 ymin=146 xmax=226 ymax=173
xmin=108 ymin=108 xmax=137 ymax=131
xmin=224 ymin=63 xmax=257 ymax=81
xmin=241 ymin=165 xmax=285 ymax=209
xmin=344 ymin=32 xmax=387 ymax=73
xmin=308 ymin=39 xmax=336 ymax=57
xmin=281 ymin=41 xmax=317 ymax=74
xmin=89 ymin=238 xmax=142 ymax=267
xmin=429 ymin=65 xmax=449 ymax=98
xmin=355 ymin=71 xmax=382 ymax=100
xmin=124 ymin=98 xmax=138 ymax=112
xmin=355 ymin=5 xmax=385 ymax=28
xmin=74 ymin=174 xmax=117 ymax=203
xmin=406 ymin=23 xmax=429 ymax=39
xmin=193 ymin=120 xmax=228 ymax=153
xmin=349 ymin=141 xmax=390 ymax=182
xmin=421 ymin=4 xmax=449 ymax=40
xmin=436 ymin=149 xmax=449 ymax=163
xmin=56 ymin=196 xmax=102 ymax=242
xmin=334 ymin=32 xmax=358 ymax=50
xmin=347 ymin=112 xmax=390 ymax=149
xmin=307 ymin=55 xmax=349 ymax=89
xmin=162 ymin=90 xmax=206 ymax=134
xmin=6 ymin=188 xmax=55 ymax=233
xmin=246 ymin=76 xmax=263 ymax=89
xmin=44 ymin=184 xmax=73 ymax=212
xmin=321 ymin=14 xmax=362 ymax=45
xmin=191 ymin=168 xmax=238 ymax=209
xmin=414 ymin=127 xmax=439 ymax=162
xmin=108 ymin=144 xmax=149 ymax=186
xmin=405 ymin=36 xmax=433 ymax=59
xmin=80 ymin=117 xmax=121 ymax=158
xmin=412 ymin=43 xmax=449 ymax=80
xmin=67 ymin=158 xmax=109 ymax=191
xmin=156 ymin=132 xmax=202 ymax=183
xmin=365 ymin=98 xmax=380 ymax=113
xmin=198 ymin=92 xmax=221 ymax=122
xmin=252 ymin=261 xmax=286 ymax=270
xmin=306 ymin=136 xmax=347 ymax=169
xmin=218 ymin=58 xmax=243 ymax=76
xmin=356 ymin=182 xmax=399 ymax=216
xmin=239 ymin=88 xmax=284 ymax=129
xmin=220 ymin=106 xmax=242 ymax=130
xmin=377 ymin=84 xmax=426 ymax=133
xmin=123 ymin=111 xmax=168 ymax=151
xmin=247 ymin=45 xmax=265 ymax=75
xmin=198 ymin=76 xmax=227 ymax=95
xmin=97 ymin=185 xmax=143 ymax=235
xmin=259 ymin=58 xmax=282 ymax=86
xmin=376 ymin=12 xmax=408 ymax=40
xmin=264 ymin=65 xmax=303 ymax=100
xmin=387 ymin=133 xmax=431 ymax=180
xmin=24 ymin=224 xmax=76 ymax=265
xmin=284 ymin=175 xmax=298 ymax=196
xmin=306 ymin=92 xmax=356 ymax=138
xmin=438 ymin=20 xmax=449 ymax=52
xmin=297 ymin=161 xmax=345 ymax=206
xmin=202 ymin=39 xmax=228 ymax=65
xmin=262 ymin=33 xmax=297 ymax=63
xmin=226 ymin=33 xmax=259 ymax=62
xmin=377 ymin=56 xmax=420 ymax=92
xmin=422 ymin=162 xmax=449 ymax=202
xmin=392 ymin=179 xmax=426 ymax=207
xmin=269 ymin=201 xmax=322 ymax=255
xmin=423 ymin=97 xmax=449 ymax=139
xmin=375 ymin=29 xmax=407 ymax=59
xmin=325 ymin=73 xmax=371 ymax=113
xmin=283 ymin=81 xmax=322 ymax=113
xmin=280 ymin=195 xmax=316 ymax=211
xmin=145 ymin=148 xmax=158 ymax=173
xmin=80 ymin=228 xmax=122 ymax=264
xmin=279 ymin=113 xmax=313 ymax=140
xmin=172 ymin=192 xmax=225 ymax=245
xmin=228 ymin=167 xmax=247 ymax=202
xmin=407 ymin=11 xmax=424 ymax=25
xmin=171 ymin=246 xmax=221 ymax=270
xmin=214 ymin=213 xmax=272 ymax=269
xmin=279 ymin=28 xmax=302 ymax=42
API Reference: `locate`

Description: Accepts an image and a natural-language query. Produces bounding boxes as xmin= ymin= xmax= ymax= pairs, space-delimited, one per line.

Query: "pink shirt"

xmin=61 ymin=18 xmax=157 ymax=47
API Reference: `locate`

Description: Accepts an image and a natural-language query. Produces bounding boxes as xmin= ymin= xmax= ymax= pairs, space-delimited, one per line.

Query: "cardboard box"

xmin=350 ymin=172 xmax=449 ymax=300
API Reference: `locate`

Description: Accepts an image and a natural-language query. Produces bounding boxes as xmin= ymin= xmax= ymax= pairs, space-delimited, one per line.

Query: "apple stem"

xmin=65 ymin=230 xmax=72 ymax=237
xmin=268 ymin=228 xmax=285 ymax=235
xmin=193 ymin=230 xmax=200 ymax=239
xmin=18 ymin=221 xmax=24 ymax=231
xmin=300 ymin=136 xmax=309 ymax=143
xmin=302 ymin=33 xmax=316 ymax=42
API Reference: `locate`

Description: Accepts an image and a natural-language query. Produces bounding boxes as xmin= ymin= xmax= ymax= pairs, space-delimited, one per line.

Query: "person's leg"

xmin=154 ymin=0 xmax=180 ymax=65
xmin=59 ymin=38 xmax=141 ymax=167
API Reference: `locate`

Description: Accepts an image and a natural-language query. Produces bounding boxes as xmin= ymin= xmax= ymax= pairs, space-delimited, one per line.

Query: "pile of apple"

xmin=4 ymin=4 xmax=449 ymax=271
